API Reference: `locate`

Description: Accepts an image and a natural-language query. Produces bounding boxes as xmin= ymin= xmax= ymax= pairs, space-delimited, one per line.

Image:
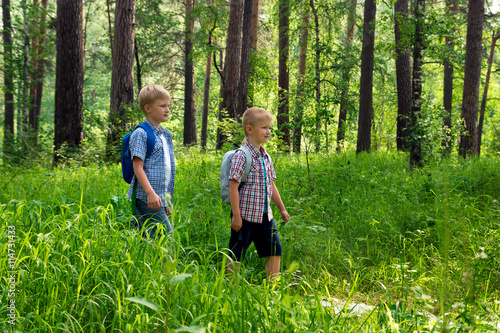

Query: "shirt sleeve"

xmin=129 ymin=128 xmax=148 ymax=161
xmin=229 ymin=150 xmax=247 ymax=183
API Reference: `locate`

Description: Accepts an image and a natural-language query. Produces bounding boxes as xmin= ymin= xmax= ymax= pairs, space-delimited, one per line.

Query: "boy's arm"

xmin=229 ymin=179 xmax=243 ymax=232
xmin=132 ymin=157 xmax=163 ymax=210
xmin=271 ymin=182 xmax=290 ymax=222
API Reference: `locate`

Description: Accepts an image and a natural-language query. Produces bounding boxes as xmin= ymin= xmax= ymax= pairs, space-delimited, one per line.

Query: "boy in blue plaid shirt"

xmin=127 ymin=84 xmax=175 ymax=239
xmin=227 ymin=107 xmax=290 ymax=279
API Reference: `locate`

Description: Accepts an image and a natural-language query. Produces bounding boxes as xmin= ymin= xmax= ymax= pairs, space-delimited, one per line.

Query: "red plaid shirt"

xmin=229 ymin=141 xmax=276 ymax=223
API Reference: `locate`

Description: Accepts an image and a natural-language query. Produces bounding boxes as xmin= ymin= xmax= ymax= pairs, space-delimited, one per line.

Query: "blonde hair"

xmin=138 ymin=84 xmax=171 ymax=115
xmin=242 ymin=107 xmax=273 ymax=136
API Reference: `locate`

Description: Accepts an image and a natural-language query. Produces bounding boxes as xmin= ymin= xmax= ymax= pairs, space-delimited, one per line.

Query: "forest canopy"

xmin=0 ymin=0 xmax=500 ymax=164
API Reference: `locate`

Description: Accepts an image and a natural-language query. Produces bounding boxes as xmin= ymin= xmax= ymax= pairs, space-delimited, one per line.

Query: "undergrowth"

xmin=1 ymin=150 xmax=499 ymax=332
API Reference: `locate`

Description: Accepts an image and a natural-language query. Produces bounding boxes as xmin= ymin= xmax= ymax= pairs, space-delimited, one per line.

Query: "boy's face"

xmin=145 ymin=97 xmax=170 ymax=127
xmin=247 ymin=118 xmax=272 ymax=145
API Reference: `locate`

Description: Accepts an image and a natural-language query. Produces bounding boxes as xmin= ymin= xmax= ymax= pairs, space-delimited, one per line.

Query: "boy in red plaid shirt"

xmin=227 ymin=107 xmax=290 ymax=279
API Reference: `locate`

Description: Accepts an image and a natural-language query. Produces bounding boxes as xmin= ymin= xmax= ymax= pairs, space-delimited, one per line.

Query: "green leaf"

xmin=124 ymin=297 xmax=160 ymax=311
xmin=169 ymin=273 xmax=192 ymax=285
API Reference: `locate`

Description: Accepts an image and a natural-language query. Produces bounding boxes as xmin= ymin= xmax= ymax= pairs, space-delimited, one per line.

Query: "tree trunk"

xmin=2 ymin=0 xmax=15 ymax=158
xmin=201 ymin=0 xmax=215 ymax=150
xmin=277 ymin=0 xmax=290 ymax=150
xmin=108 ymin=0 xmax=135 ymax=158
xmin=237 ymin=0 xmax=253 ymax=119
xmin=293 ymin=0 xmax=310 ymax=153
xmin=54 ymin=0 xmax=84 ymax=164
xmin=459 ymin=0 xmax=484 ymax=158
xmin=311 ymin=0 xmax=321 ymax=152
xmin=409 ymin=0 xmax=425 ymax=168
xmin=394 ymin=0 xmax=412 ymax=151
xmin=29 ymin=0 xmax=49 ymax=145
xmin=336 ymin=0 xmax=357 ymax=153
xmin=441 ymin=0 xmax=458 ymax=154
xmin=248 ymin=0 xmax=259 ymax=106
xmin=134 ymin=37 xmax=142 ymax=93
xmin=356 ymin=0 xmax=376 ymax=154
xmin=476 ymin=31 xmax=500 ymax=156
xmin=217 ymin=0 xmax=243 ymax=149
xmin=184 ymin=0 xmax=197 ymax=146
xmin=107 ymin=0 xmax=114 ymax=56
xmin=22 ymin=0 xmax=30 ymax=138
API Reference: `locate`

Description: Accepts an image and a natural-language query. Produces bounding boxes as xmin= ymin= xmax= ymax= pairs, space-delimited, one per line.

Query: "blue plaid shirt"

xmin=127 ymin=120 xmax=175 ymax=207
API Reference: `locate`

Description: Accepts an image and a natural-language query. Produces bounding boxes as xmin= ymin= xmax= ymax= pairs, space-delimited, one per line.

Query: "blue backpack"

xmin=121 ymin=122 xmax=156 ymax=183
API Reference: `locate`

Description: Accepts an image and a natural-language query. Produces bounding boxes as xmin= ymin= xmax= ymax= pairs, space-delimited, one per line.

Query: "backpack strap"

xmin=239 ymin=145 xmax=253 ymax=183
xmin=136 ymin=122 xmax=156 ymax=158
xmin=131 ymin=122 xmax=156 ymax=215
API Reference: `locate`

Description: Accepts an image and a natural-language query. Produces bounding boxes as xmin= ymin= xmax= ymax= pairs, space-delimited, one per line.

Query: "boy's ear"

xmin=245 ymin=124 xmax=253 ymax=134
xmin=144 ymin=103 xmax=151 ymax=113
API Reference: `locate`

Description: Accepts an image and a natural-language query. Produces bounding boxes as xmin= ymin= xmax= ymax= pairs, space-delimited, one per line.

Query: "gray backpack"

xmin=220 ymin=145 xmax=252 ymax=204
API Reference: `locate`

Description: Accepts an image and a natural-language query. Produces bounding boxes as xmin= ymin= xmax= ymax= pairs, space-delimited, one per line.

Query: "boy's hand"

xmin=147 ymin=193 xmax=163 ymax=210
xmin=231 ymin=215 xmax=243 ymax=232
xmin=280 ymin=210 xmax=290 ymax=223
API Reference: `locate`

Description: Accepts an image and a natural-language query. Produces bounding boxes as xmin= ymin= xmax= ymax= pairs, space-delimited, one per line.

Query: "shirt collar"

xmin=144 ymin=119 xmax=165 ymax=135
xmin=245 ymin=140 xmax=268 ymax=158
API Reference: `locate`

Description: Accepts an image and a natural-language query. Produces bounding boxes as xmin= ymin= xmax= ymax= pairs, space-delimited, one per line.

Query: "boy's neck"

xmin=146 ymin=117 xmax=160 ymax=129
xmin=246 ymin=137 xmax=262 ymax=151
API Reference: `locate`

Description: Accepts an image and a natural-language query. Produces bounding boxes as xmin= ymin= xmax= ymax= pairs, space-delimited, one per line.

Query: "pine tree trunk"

xmin=2 ymin=0 xmax=15 ymax=158
xmin=248 ymin=0 xmax=259 ymax=106
xmin=277 ymin=0 xmax=290 ymax=150
xmin=356 ymin=0 xmax=376 ymax=154
xmin=336 ymin=0 xmax=356 ymax=153
xmin=22 ymin=0 xmax=30 ymax=138
xmin=201 ymin=0 xmax=215 ymax=150
xmin=441 ymin=0 xmax=458 ymax=155
xmin=459 ymin=0 xmax=484 ymax=158
xmin=108 ymin=0 xmax=135 ymax=158
xmin=476 ymin=31 xmax=499 ymax=156
xmin=54 ymin=0 xmax=84 ymax=164
xmin=409 ymin=0 xmax=424 ymax=168
xmin=293 ymin=0 xmax=310 ymax=153
xmin=184 ymin=0 xmax=197 ymax=146
xmin=394 ymin=0 xmax=412 ymax=151
xmin=237 ymin=0 xmax=253 ymax=119
xmin=311 ymin=0 xmax=321 ymax=152
xmin=217 ymin=0 xmax=243 ymax=149
xmin=29 ymin=0 xmax=49 ymax=145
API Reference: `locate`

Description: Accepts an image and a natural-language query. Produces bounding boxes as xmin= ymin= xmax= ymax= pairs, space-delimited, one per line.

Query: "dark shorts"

xmin=228 ymin=214 xmax=282 ymax=261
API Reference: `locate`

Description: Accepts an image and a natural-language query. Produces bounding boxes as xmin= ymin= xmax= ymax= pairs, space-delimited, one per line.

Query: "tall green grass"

xmin=1 ymin=151 xmax=499 ymax=332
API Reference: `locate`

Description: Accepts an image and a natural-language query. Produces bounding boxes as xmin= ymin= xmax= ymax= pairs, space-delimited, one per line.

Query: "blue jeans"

xmin=132 ymin=199 xmax=172 ymax=239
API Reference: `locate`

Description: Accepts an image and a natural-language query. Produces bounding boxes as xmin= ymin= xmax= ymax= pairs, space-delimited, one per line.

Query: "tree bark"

xmin=476 ymin=31 xmax=499 ymax=156
xmin=293 ymin=0 xmax=310 ymax=153
xmin=29 ymin=0 xmax=49 ymax=145
xmin=336 ymin=0 xmax=357 ymax=153
xmin=21 ymin=0 xmax=30 ymax=138
xmin=277 ymin=0 xmax=290 ymax=150
xmin=54 ymin=0 xmax=84 ymax=164
xmin=394 ymin=0 xmax=412 ymax=151
xmin=237 ymin=0 xmax=253 ymax=119
xmin=201 ymin=0 xmax=216 ymax=150
xmin=409 ymin=0 xmax=425 ymax=168
xmin=248 ymin=0 xmax=259 ymax=106
xmin=2 ymin=0 xmax=15 ymax=158
xmin=459 ymin=0 xmax=484 ymax=158
xmin=108 ymin=0 xmax=135 ymax=158
xmin=311 ymin=0 xmax=321 ymax=152
xmin=184 ymin=0 xmax=197 ymax=145
xmin=217 ymin=0 xmax=243 ymax=149
xmin=356 ymin=0 xmax=376 ymax=154
xmin=442 ymin=0 xmax=458 ymax=154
